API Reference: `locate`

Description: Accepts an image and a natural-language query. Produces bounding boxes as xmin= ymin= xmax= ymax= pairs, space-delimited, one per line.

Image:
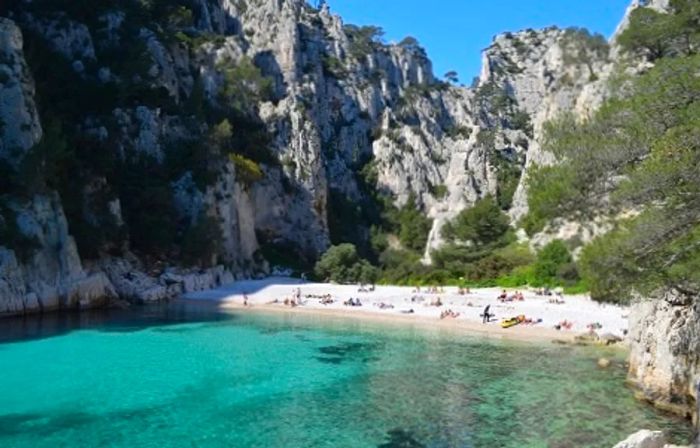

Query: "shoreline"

xmin=183 ymin=277 xmax=630 ymax=347
xmin=208 ymin=301 xmax=592 ymax=344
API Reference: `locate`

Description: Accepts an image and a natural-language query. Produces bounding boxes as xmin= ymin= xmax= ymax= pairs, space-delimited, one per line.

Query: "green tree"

xmin=219 ymin=56 xmax=273 ymax=112
xmin=344 ymin=25 xmax=385 ymax=59
xmin=442 ymin=196 xmax=510 ymax=248
xmin=396 ymin=194 xmax=432 ymax=252
xmin=617 ymin=0 xmax=700 ymax=60
xmin=561 ymin=27 xmax=609 ymax=79
xmin=524 ymin=3 xmax=700 ymax=301
xmin=444 ymin=70 xmax=459 ymax=84
xmin=524 ymin=54 xmax=700 ymax=234
xmin=530 ymin=240 xmax=574 ymax=286
xmin=314 ymin=244 xmax=378 ymax=284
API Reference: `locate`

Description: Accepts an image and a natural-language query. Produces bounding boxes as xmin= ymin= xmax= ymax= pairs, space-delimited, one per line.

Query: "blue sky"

xmin=317 ymin=0 xmax=631 ymax=84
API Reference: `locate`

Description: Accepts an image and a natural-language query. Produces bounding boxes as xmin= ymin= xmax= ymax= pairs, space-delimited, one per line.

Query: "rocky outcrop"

xmin=0 ymin=194 xmax=117 ymax=314
xmin=611 ymin=430 xmax=678 ymax=448
xmin=628 ymin=291 xmax=700 ymax=424
xmin=0 ymin=18 xmax=41 ymax=164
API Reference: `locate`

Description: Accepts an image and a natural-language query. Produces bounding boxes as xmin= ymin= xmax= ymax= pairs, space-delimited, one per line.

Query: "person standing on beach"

xmin=482 ymin=305 xmax=492 ymax=323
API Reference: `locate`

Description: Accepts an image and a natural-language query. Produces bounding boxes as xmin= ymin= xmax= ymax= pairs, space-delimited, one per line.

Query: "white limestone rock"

xmin=628 ymin=291 xmax=700 ymax=422
xmin=612 ymin=430 xmax=666 ymax=448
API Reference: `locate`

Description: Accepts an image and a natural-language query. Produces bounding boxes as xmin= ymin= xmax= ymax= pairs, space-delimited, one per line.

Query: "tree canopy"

xmin=524 ymin=1 xmax=700 ymax=302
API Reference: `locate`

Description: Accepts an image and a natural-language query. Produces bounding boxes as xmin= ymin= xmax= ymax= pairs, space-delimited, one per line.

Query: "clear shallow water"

xmin=0 ymin=302 xmax=692 ymax=448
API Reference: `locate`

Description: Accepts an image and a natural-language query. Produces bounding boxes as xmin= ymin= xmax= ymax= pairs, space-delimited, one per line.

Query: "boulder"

xmin=612 ymin=430 xmax=666 ymax=448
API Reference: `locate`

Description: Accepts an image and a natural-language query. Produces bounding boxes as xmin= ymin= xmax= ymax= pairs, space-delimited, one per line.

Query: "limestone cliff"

xmin=0 ymin=0 xmax=698 ymax=438
xmin=629 ymin=291 xmax=700 ymax=426
xmin=0 ymin=0 xmax=680 ymax=319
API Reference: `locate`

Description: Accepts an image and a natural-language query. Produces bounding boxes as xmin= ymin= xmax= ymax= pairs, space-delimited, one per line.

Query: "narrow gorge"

xmin=0 ymin=0 xmax=698 ymax=439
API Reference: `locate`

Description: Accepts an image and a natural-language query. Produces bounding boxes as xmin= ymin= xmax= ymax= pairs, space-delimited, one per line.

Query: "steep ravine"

xmin=0 ymin=0 xmax=698 ymax=440
xmin=0 ymin=0 xmax=613 ymax=313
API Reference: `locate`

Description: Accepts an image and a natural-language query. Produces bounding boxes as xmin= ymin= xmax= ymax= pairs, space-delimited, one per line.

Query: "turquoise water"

xmin=0 ymin=302 xmax=692 ymax=447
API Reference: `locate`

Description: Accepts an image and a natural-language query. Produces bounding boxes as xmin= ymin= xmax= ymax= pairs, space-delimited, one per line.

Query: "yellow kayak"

xmin=501 ymin=315 xmax=525 ymax=328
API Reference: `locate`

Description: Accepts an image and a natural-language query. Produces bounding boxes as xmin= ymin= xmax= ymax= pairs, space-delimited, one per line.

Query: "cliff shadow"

xmin=0 ymin=300 xmax=235 ymax=344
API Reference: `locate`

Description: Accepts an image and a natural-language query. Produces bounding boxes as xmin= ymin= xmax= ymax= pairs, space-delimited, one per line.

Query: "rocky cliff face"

xmin=1 ymin=0 xmax=697 ymax=437
xmin=0 ymin=0 xmax=516 ymax=314
xmin=0 ymin=0 xmax=681 ymax=316
xmin=629 ymin=291 xmax=700 ymax=426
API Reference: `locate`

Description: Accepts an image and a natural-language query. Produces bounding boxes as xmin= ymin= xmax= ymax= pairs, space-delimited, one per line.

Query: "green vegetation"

xmin=395 ymin=194 xmax=432 ymax=253
xmin=529 ymin=240 xmax=578 ymax=287
xmin=321 ymin=55 xmax=347 ymax=79
xmin=522 ymin=1 xmax=700 ymax=302
xmin=314 ymin=244 xmax=378 ymax=284
xmin=444 ymin=70 xmax=459 ymax=84
xmin=432 ymin=196 xmax=515 ymax=278
xmin=398 ymin=36 xmax=426 ymax=56
xmin=344 ymin=25 xmax=385 ymax=59
xmin=229 ymin=154 xmax=264 ymax=186
xmin=560 ymin=27 xmax=609 ymax=80
xmin=6 ymin=2 xmax=274 ymax=263
xmin=472 ymin=83 xmax=529 ymax=210
xmin=617 ymin=0 xmax=699 ymax=61
xmin=219 ymin=56 xmax=274 ymax=112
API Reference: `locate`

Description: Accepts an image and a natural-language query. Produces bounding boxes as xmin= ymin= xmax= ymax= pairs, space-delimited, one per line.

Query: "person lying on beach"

xmin=320 ymin=296 xmax=334 ymax=305
xmin=548 ymin=297 xmax=565 ymax=304
xmin=344 ymin=298 xmax=363 ymax=307
xmin=497 ymin=290 xmax=508 ymax=301
xmin=429 ymin=297 xmax=443 ymax=307
xmin=440 ymin=309 xmax=460 ymax=319
xmin=554 ymin=320 xmax=574 ymax=330
xmin=586 ymin=322 xmax=602 ymax=330
xmin=376 ymin=302 xmax=394 ymax=310
xmin=401 ymin=309 xmax=415 ymax=314
xmin=522 ymin=317 xmax=543 ymax=325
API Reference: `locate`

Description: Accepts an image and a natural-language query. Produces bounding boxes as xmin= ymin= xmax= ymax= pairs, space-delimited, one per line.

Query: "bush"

xmin=441 ymin=196 xmax=510 ymax=248
xmin=229 ymin=154 xmax=264 ymax=186
xmin=396 ymin=194 xmax=432 ymax=252
xmin=530 ymin=240 xmax=573 ymax=286
xmin=344 ymin=25 xmax=385 ymax=59
xmin=315 ymin=244 xmax=378 ymax=284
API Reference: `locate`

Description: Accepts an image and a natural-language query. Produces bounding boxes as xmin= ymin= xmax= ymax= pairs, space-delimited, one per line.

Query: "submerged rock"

xmin=612 ymin=430 xmax=666 ymax=448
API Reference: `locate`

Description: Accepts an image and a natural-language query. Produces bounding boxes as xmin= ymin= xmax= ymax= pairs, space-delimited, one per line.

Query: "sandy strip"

xmin=184 ymin=277 xmax=630 ymax=344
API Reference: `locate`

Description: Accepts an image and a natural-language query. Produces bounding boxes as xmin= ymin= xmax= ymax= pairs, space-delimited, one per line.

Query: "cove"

xmin=0 ymin=301 xmax=692 ymax=447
